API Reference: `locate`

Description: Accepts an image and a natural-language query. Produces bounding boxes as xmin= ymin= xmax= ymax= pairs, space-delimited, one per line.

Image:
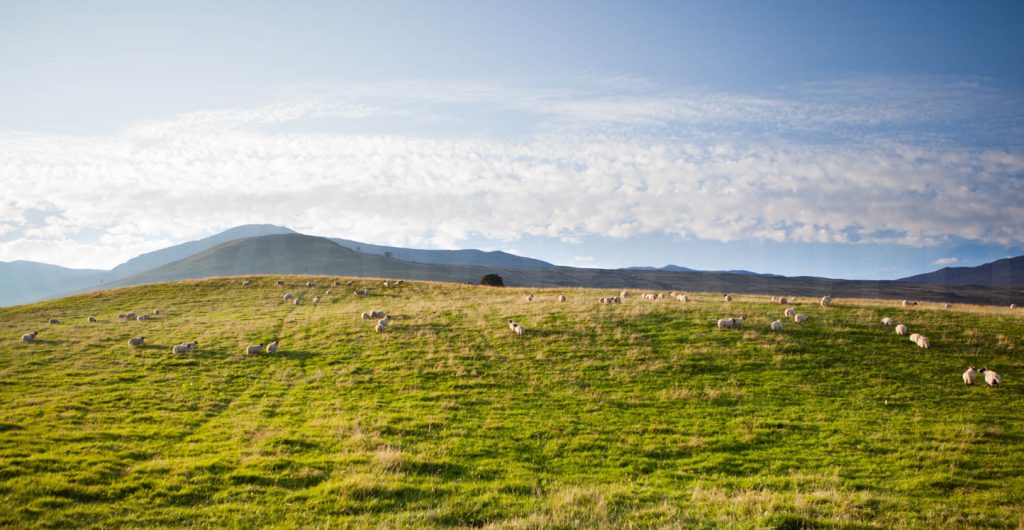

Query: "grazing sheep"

xmin=383 ymin=281 xmax=390 ymax=287
xmin=771 ymin=296 xmax=778 ymax=303
xmin=184 ymin=341 xmax=198 ymax=351
xmin=48 ymin=318 xmax=59 ymax=324
xmin=525 ymin=294 xmax=534 ymax=302
xmin=676 ymin=294 xmax=689 ymax=302
xmin=87 ymin=316 xmax=97 ymax=323
xmin=820 ymin=296 xmax=832 ymax=307
xmin=943 ymin=303 xmax=953 ymax=309
xmin=1011 ymin=304 xmax=1018 ymax=309
xmin=770 ymin=320 xmax=782 ymax=331
xmin=361 ymin=312 xmax=371 ymax=320
xmin=909 ymin=333 xmax=922 ymax=344
xmin=246 ymin=344 xmax=264 ymax=355
xmin=916 ymin=335 xmax=930 ymax=349
xmin=881 ymin=317 xmax=894 ymax=326
xmin=784 ymin=308 xmax=796 ymax=319
xmin=276 ymin=280 xmax=285 ymax=286
xmin=22 ymin=331 xmax=38 ymax=342
xmin=128 ymin=336 xmax=145 ymax=347
xmin=283 ymin=293 xmax=294 ymax=301
xmin=266 ymin=340 xmax=279 ymax=354
xmin=733 ymin=317 xmax=744 ymax=327
xmin=153 ymin=309 xmax=161 ymax=315
xmin=242 ymin=280 xmax=252 ymax=286
xmin=306 ymin=281 xmax=314 ymax=287
xmin=369 ymin=310 xmax=386 ymax=319
xmin=346 ymin=280 xmax=354 ymax=286
xmin=558 ymin=295 xmax=566 ymax=302
xmin=313 ymin=296 xmax=321 ymax=305
xmin=620 ymin=290 xmax=629 ymax=299
xmin=396 ymin=280 xmax=404 ymax=285
xmin=724 ymin=294 xmax=732 ymax=302
xmin=333 ymin=280 xmax=341 ymax=286
xmin=717 ymin=318 xmax=735 ymax=329
xmin=511 ymin=322 xmax=525 ymax=336
xmin=171 ymin=342 xmax=197 ymax=354
xmin=354 ymin=289 xmax=368 ymax=296
xmin=902 ymin=300 xmax=917 ymax=307
xmin=778 ymin=296 xmax=788 ymax=305
xmin=378 ymin=315 xmax=390 ymax=326
xmin=375 ymin=322 xmax=385 ymax=333
xmin=895 ymin=324 xmax=908 ymax=336
xmin=600 ymin=296 xmax=621 ymax=304
xmin=794 ymin=314 xmax=808 ymax=324
xmin=963 ymin=367 xmax=977 ymax=385
xmin=324 ymin=289 xmax=331 ymax=295
xmin=979 ymin=368 xmax=1000 ymax=387
xmin=137 ymin=314 xmax=149 ymax=321
xmin=508 ymin=319 xmax=520 ymax=331
xmin=293 ymin=298 xmax=301 ymax=305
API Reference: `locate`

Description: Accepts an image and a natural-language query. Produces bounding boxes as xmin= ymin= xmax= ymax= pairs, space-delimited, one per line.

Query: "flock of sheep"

xmin=17 ymin=278 xmax=1015 ymax=388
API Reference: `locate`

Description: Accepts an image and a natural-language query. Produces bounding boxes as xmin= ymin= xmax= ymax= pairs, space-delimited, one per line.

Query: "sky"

xmin=1 ymin=0 xmax=1023 ymax=279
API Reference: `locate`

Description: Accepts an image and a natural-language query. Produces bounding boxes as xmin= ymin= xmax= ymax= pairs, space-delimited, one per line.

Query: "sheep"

xmin=733 ymin=317 xmax=744 ymax=327
xmin=137 ymin=314 xmax=149 ymax=321
xmin=242 ymin=280 xmax=252 ymax=286
xmin=979 ymin=368 xmax=1000 ymax=387
xmin=375 ymin=321 xmax=385 ymax=333
xmin=354 ymin=289 xmax=368 ymax=296
xmin=943 ymin=303 xmax=953 ymax=309
xmin=784 ymin=308 xmax=796 ymax=319
xmin=508 ymin=319 xmax=520 ymax=331
xmin=794 ymin=314 xmax=808 ymax=324
xmin=346 ymin=280 xmax=354 ymax=286
xmin=1011 ymin=304 xmax=1018 ymax=309
xmin=909 ymin=333 xmax=921 ymax=344
xmin=620 ymin=290 xmax=629 ymax=299
xmin=790 ymin=297 xmax=798 ymax=303
xmin=717 ymin=318 xmax=735 ymax=329
xmin=881 ymin=317 xmax=894 ymax=326
xmin=723 ymin=294 xmax=732 ymax=302
xmin=525 ymin=294 xmax=534 ymax=302
xmin=676 ymin=294 xmax=689 ymax=302
xmin=916 ymin=335 xmax=930 ymax=349
xmin=902 ymin=300 xmax=917 ymax=307
xmin=306 ymin=281 xmax=314 ymax=287
xmin=246 ymin=344 xmax=264 ymax=355
xmin=87 ymin=316 xmax=97 ymax=323
xmin=383 ymin=281 xmax=390 ymax=287
xmin=558 ymin=295 xmax=566 ymax=302
xmin=378 ymin=315 xmax=390 ymax=326
xmin=128 ymin=336 xmax=145 ymax=347
xmin=276 ymin=280 xmax=285 ymax=286
xmin=324 ymin=289 xmax=331 ymax=295
xmin=770 ymin=320 xmax=782 ymax=331
xmin=266 ymin=340 xmax=279 ymax=354
xmin=396 ymin=280 xmax=404 ymax=285
xmin=172 ymin=342 xmax=198 ymax=354
xmin=895 ymin=324 xmax=908 ymax=336
xmin=369 ymin=310 xmax=386 ymax=319
xmin=820 ymin=296 xmax=832 ymax=307
xmin=48 ymin=318 xmax=60 ymax=324
xmin=283 ymin=293 xmax=294 ymax=301
xmin=512 ymin=322 xmax=525 ymax=336
xmin=333 ymin=280 xmax=341 ymax=286
xmin=184 ymin=341 xmax=198 ymax=351
xmin=771 ymin=296 xmax=778 ymax=303
xmin=293 ymin=298 xmax=301 ymax=305
xmin=361 ymin=312 xmax=371 ymax=320
xmin=22 ymin=331 xmax=38 ymax=342
xmin=313 ymin=296 xmax=321 ymax=305
xmin=778 ymin=296 xmax=788 ymax=305
xmin=153 ymin=309 xmax=161 ymax=315
xmin=963 ymin=367 xmax=977 ymax=385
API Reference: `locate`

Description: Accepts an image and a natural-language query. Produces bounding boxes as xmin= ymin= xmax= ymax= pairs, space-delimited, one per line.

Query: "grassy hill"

xmin=1 ymin=277 xmax=1022 ymax=528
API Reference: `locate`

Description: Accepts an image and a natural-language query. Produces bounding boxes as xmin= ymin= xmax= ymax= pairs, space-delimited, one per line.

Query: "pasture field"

xmin=0 ymin=277 xmax=1022 ymax=529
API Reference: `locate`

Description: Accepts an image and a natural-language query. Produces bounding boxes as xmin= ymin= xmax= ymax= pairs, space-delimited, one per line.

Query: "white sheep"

xmin=313 ymin=296 xmax=321 ymax=305
xmin=733 ymin=317 xmax=744 ymax=327
xmin=378 ymin=315 xmax=390 ymax=326
xmin=266 ymin=340 xmax=279 ymax=354
xmin=770 ymin=320 xmax=782 ymax=331
xmin=943 ymin=303 xmax=952 ymax=309
xmin=557 ymin=295 xmax=566 ymax=303
xmin=620 ymin=290 xmax=629 ymax=299
xmin=909 ymin=333 xmax=922 ymax=343
xmin=242 ymin=280 xmax=252 ymax=286
xmin=354 ymin=289 xmax=368 ymax=296
xmin=184 ymin=341 xmax=198 ymax=351
xmin=778 ymin=296 xmax=788 ymax=305
xmin=508 ymin=319 xmax=520 ymax=331
xmin=525 ymin=294 xmax=534 ymax=302
xmin=246 ymin=344 xmax=264 ymax=355
xmin=881 ymin=317 xmax=894 ymax=326
xmin=333 ymin=280 xmax=341 ymax=286
xmin=771 ymin=296 xmax=778 ymax=303
xmin=784 ymin=308 xmax=796 ymax=319
xmin=1011 ymin=304 xmax=1018 ymax=309
xmin=276 ymin=280 xmax=285 ymax=286
xmin=283 ymin=293 xmax=294 ymax=301
xmin=324 ymin=289 xmax=331 ymax=295
xmin=794 ymin=314 xmax=807 ymax=324
xmin=383 ymin=281 xmax=390 ymax=287
xmin=724 ymin=294 xmax=732 ymax=302
xmin=22 ymin=331 xmax=38 ymax=342
xmin=902 ymin=300 xmax=917 ymax=307
xmin=396 ymin=280 xmax=404 ymax=285
xmin=361 ymin=312 xmax=371 ymax=320
xmin=128 ymin=336 xmax=145 ymax=347
xmin=346 ymin=280 xmax=354 ymax=286
xmin=512 ymin=322 xmax=525 ymax=336
xmin=172 ymin=342 xmax=197 ymax=354
xmin=963 ymin=367 xmax=977 ymax=385
xmin=820 ymin=296 xmax=832 ymax=307
xmin=916 ymin=335 xmax=930 ymax=349
xmin=306 ymin=281 xmax=314 ymax=287
xmin=895 ymin=324 xmax=908 ymax=336
xmin=48 ymin=318 xmax=60 ymax=324
xmin=369 ymin=310 xmax=385 ymax=319
xmin=87 ymin=316 xmax=97 ymax=323
xmin=153 ymin=309 xmax=161 ymax=315
xmin=979 ymin=368 xmax=1000 ymax=387
xmin=137 ymin=314 xmax=149 ymax=321
xmin=717 ymin=318 xmax=735 ymax=329
xmin=375 ymin=322 xmax=385 ymax=333
xmin=293 ymin=298 xmax=301 ymax=305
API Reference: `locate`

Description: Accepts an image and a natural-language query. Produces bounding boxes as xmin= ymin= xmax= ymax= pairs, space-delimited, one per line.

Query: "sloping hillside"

xmin=900 ymin=255 xmax=1024 ymax=287
xmin=331 ymin=237 xmax=555 ymax=269
xmin=0 ymin=278 xmax=1021 ymax=527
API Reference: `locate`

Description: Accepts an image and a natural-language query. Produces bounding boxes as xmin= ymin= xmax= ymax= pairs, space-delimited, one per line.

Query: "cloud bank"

xmin=1 ymin=76 xmax=1022 ymax=269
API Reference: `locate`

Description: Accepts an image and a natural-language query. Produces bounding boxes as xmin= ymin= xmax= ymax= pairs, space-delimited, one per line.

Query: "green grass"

xmin=1 ymin=277 xmax=1022 ymax=529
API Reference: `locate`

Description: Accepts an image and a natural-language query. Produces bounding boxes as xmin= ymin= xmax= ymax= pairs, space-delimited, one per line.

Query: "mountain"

xmin=622 ymin=264 xmax=776 ymax=276
xmin=899 ymin=256 xmax=1024 ymax=287
xmin=330 ymin=237 xmax=555 ymax=269
xmin=110 ymin=224 xmax=296 ymax=278
xmin=0 ymin=261 xmax=109 ymax=307
xmin=111 ymin=234 xmax=488 ymax=287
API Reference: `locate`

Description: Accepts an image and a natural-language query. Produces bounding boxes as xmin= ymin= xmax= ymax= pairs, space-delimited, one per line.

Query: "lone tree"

xmin=480 ymin=274 xmax=504 ymax=287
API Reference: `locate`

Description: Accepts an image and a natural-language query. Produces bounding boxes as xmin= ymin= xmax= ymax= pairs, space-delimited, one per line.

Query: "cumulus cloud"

xmin=1 ymin=76 xmax=1022 ymax=268
xmin=933 ymin=257 xmax=960 ymax=266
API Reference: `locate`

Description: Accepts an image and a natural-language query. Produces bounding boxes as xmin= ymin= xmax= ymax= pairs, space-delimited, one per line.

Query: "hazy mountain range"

xmin=2 ymin=225 xmax=1022 ymax=307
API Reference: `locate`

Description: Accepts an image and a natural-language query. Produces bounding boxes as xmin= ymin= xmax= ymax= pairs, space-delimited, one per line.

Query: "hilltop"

xmin=0 ymin=277 xmax=1021 ymax=528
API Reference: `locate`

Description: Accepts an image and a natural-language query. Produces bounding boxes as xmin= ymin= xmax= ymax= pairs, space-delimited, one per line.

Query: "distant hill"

xmin=622 ymin=264 xmax=778 ymax=276
xmin=0 ymin=261 xmax=109 ymax=307
xmin=110 ymin=224 xmax=296 ymax=278
xmin=110 ymin=234 xmax=489 ymax=287
xmin=899 ymin=256 xmax=1024 ymax=287
xmin=331 ymin=237 xmax=555 ymax=269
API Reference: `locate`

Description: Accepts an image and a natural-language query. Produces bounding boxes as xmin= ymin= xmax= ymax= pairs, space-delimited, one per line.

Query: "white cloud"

xmin=933 ymin=257 xmax=959 ymax=266
xmin=0 ymin=76 xmax=1021 ymax=269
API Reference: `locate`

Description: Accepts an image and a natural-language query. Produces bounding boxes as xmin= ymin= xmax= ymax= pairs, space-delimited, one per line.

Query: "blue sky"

xmin=1 ymin=1 xmax=1023 ymax=278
